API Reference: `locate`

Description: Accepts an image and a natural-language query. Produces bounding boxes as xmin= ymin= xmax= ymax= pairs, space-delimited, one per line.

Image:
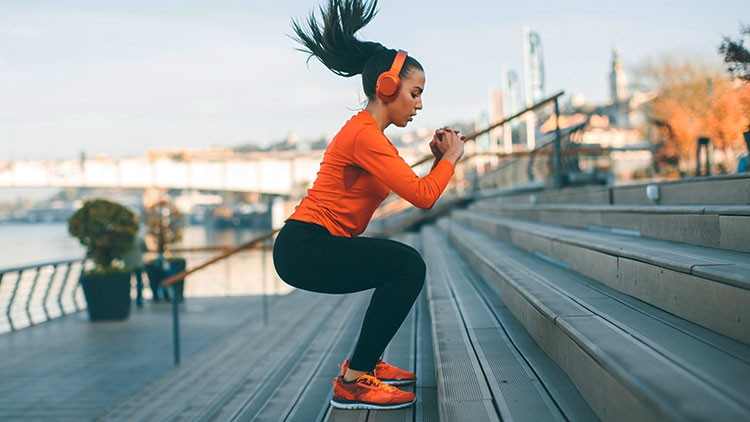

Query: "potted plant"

xmin=144 ymin=197 xmax=186 ymax=302
xmin=68 ymin=199 xmax=138 ymax=320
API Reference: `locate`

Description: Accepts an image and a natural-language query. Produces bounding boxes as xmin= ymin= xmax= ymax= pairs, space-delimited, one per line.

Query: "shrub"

xmin=68 ymin=199 xmax=138 ymax=272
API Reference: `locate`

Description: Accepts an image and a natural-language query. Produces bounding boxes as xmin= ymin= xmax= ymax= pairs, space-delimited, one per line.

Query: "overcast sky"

xmin=1 ymin=0 xmax=747 ymax=161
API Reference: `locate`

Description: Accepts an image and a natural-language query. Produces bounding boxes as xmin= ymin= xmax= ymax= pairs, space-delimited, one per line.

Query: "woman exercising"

xmin=273 ymin=0 xmax=464 ymax=410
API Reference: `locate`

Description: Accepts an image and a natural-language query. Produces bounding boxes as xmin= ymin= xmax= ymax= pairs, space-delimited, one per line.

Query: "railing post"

xmin=42 ymin=264 xmax=59 ymax=321
xmin=7 ymin=270 xmax=24 ymax=332
xmin=58 ymin=262 xmax=74 ymax=315
xmin=72 ymin=259 xmax=87 ymax=311
xmin=527 ymin=153 xmax=535 ymax=182
xmin=554 ymin=98 xmax=563 ymax=189
xmin=172 ymin=284 xmax=181 ymax=365
xmin=0 ymin=273 xmax=4 ymax=328
xmin=262 ymin=240 xmax=269 ymax=326
xmin=25 ymin=267 xmax=43 ymax=327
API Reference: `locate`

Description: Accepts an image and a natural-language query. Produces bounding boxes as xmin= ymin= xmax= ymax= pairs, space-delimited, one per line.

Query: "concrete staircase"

xmin=424 ymin=173 xmax=750 ymax=420
xmin=97 ymin=174 xmax=750 ymax=421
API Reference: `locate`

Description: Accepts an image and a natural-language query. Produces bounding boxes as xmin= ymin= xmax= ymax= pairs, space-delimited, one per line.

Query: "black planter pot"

xmin=80 ymin=271 xmax=132 ymax=321
xmin=145 ymin=258 xmax=186 ymax=303
xmin=145 ymin=263 xmax=165 ymax=301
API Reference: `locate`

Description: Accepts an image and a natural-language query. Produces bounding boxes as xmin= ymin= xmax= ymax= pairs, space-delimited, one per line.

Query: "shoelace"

xmin=357 ymin=374 xmax=397 ymax=392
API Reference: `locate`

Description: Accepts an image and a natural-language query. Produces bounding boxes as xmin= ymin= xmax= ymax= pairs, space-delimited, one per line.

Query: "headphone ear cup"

xmin=376 ymin=72 xmax=400 ymax=102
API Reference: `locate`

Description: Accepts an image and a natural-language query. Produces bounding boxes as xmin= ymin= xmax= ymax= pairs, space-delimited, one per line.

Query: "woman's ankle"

xmin=343 ymin=368 xmax=366 ymax=382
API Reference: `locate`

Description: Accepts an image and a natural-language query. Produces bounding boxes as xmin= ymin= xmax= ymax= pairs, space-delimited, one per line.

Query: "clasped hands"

xmin=429 ymin=126 xmax=466 ymax=165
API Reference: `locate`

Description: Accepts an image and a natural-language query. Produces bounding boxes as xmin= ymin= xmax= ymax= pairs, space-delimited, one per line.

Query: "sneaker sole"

xmin=330 ymin=398 xmax=416 ymax=410
xmin=380 ymin=378 xmax=416 ymax=386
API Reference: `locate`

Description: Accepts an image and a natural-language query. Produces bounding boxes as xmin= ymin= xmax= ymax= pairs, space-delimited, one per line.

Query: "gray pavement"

xmin=0 ymin=295 xmax=276 ymax=421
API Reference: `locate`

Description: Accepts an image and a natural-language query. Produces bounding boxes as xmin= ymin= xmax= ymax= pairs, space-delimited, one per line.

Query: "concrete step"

xmin=419 ymin=227 xmax=597 ymax=421
xmin=437 ymin=217 xmax=750 ymax=421
xmin=451 ymin=209 xmax=750 ymax=344
xmin=469 ymin=201 xmax=750 ymax=253
xmin=485 ymin=173 xmax=750 ymax=206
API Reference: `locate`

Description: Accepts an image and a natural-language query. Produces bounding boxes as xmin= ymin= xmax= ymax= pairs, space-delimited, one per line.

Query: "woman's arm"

xmin=353 ymin=128 xmax=463 ymax=209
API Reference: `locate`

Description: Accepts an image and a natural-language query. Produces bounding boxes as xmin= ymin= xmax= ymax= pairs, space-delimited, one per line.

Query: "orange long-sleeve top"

xmin=288 ymin=110 xmax=455 ymax=237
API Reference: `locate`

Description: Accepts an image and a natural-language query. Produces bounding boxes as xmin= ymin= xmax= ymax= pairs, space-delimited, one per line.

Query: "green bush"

xmin=68 ymin=199 xmax=138 ymax=273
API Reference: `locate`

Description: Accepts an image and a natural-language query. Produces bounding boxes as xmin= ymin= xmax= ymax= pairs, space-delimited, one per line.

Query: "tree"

xmin=705 ymin=79 xmax=750 ymax=156
xmin=638 ymin=57 xmax=714 ymax=166
xmin=719 ymin=23 xmax=750 ymax=159
xmin=145 ymin=197 xmax=184 ymax=256
xmin=720 ymin=24 xmax=750 ymax=82
xmin=637 ymin=56 xmax=750 ymax=172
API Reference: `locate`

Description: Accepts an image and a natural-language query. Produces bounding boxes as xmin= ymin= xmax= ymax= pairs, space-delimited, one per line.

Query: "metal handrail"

xmin=0 ymin=258 xmax=86 ymax=274
xmin=409 ymin=91 xmax=565 ymax=168
xmin=160 ymin=228 xmax=278 ymax=288
xmin=374 ymin=91 xmax=568 ymax=219
xmin=0 ymin=257 xmax=87 ymax=333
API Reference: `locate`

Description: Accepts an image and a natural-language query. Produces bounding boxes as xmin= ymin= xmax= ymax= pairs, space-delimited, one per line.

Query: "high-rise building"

xmin=523 ymin=27 xmax=545 ymax=149
xmin=500 ymin=68 xmax=522 ymax=153
xmin=523 ymin=26 xmax=545 ymax=106
xmin=610 ymin=46 xmax=628 ymax=104
xmin=489 ymin=89 xmax=503 ymax=152
xmin=503 ymin=69 xmax=522 ymax=116
xmin=475 ymin=110 xmax=491 ymax=152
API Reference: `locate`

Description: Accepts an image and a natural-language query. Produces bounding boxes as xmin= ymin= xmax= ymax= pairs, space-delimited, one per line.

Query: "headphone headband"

xmin=390 ymin=50 xmax=408 ymax=75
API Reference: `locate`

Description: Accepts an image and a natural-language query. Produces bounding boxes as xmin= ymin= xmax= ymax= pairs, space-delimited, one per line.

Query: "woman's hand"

xmin=429 ymin=132 xmax=445 ymax=160
xmin=434 ymin=127 xmax=465 ymax=165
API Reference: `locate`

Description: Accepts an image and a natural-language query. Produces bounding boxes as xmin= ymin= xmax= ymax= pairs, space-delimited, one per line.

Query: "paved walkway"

xmin=0 ymin=295 xmax=279 ymax=421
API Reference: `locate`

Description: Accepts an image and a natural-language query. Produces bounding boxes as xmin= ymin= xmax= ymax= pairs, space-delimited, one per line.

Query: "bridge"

xmin=0 ymin=151 xmax=335 ymax=196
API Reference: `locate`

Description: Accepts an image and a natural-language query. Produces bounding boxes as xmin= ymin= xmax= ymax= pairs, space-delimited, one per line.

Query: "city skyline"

xmin=1 ymin=0 xmax=747 ymax=161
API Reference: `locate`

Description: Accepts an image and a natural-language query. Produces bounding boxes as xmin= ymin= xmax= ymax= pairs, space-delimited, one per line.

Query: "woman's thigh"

xmin=274 ymin=223 xmax=424 ymax=294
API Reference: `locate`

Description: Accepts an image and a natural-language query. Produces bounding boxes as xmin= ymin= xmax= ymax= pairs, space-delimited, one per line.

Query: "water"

xmin=0 ymin=223 xmax=291 ymax=297
xmin=0 ymin=222 xmax=262 ymax=270
xmin=0 ymin=223 xmax=85 ymax=270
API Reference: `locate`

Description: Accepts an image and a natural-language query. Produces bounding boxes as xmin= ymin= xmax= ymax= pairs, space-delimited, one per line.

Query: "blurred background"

xmin=1 ymin=0 xmax=749 ymax=268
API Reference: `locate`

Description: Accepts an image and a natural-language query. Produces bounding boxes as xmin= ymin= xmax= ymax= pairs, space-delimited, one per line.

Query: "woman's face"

xmin=386 ymin=69 xmax=425 ymax=128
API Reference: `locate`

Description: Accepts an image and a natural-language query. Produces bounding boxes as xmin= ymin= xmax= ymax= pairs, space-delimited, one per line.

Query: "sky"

xmin=1 ymin=0 xmax=748 ymax=161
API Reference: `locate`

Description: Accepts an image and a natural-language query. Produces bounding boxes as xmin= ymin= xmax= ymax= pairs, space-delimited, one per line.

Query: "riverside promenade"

xmin=1 ymin=173 xmax=749 ymax=421
xmin=0 ymin=295 xmax=274 ymax=420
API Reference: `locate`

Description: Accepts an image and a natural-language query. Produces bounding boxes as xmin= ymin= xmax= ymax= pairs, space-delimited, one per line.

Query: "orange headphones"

xmin=376 ymin=50 xmax=408 ymax=103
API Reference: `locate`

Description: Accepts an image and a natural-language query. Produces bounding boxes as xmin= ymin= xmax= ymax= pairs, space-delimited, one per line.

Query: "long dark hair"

xmin=291 ymin=0 xmax=423 ymax=100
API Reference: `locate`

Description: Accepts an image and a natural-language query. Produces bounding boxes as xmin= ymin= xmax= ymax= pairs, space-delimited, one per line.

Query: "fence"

xmin=0 ymin=258 xmax=88 ymax=334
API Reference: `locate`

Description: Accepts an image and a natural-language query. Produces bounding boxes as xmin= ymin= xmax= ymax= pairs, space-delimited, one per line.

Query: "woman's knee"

xmin=404 ymin=250 xmax=426 ymax=291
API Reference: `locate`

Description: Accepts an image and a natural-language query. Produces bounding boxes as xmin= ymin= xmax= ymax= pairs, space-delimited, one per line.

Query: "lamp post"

xmin=696 ymin=137 xmax=711 ymax=176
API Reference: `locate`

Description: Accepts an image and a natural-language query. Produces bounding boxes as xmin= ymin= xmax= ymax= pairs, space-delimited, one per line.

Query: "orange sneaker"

xmin=340 ymin=358 xmax=417 ymax=385
xmin=331 ymin=374 xmax=416 ymax=410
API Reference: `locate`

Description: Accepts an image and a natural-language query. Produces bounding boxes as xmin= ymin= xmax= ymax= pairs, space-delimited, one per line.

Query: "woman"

xmin=273 ymin=0 xmax=464 ymax=410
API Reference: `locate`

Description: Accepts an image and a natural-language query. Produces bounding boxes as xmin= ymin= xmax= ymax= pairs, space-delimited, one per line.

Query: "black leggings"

xmin=272 ymin=219 xmax=426 ymax=372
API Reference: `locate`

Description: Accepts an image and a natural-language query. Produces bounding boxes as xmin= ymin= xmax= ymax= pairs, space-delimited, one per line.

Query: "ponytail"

xmin=292 ymin=0 xmax=423 ymax=100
